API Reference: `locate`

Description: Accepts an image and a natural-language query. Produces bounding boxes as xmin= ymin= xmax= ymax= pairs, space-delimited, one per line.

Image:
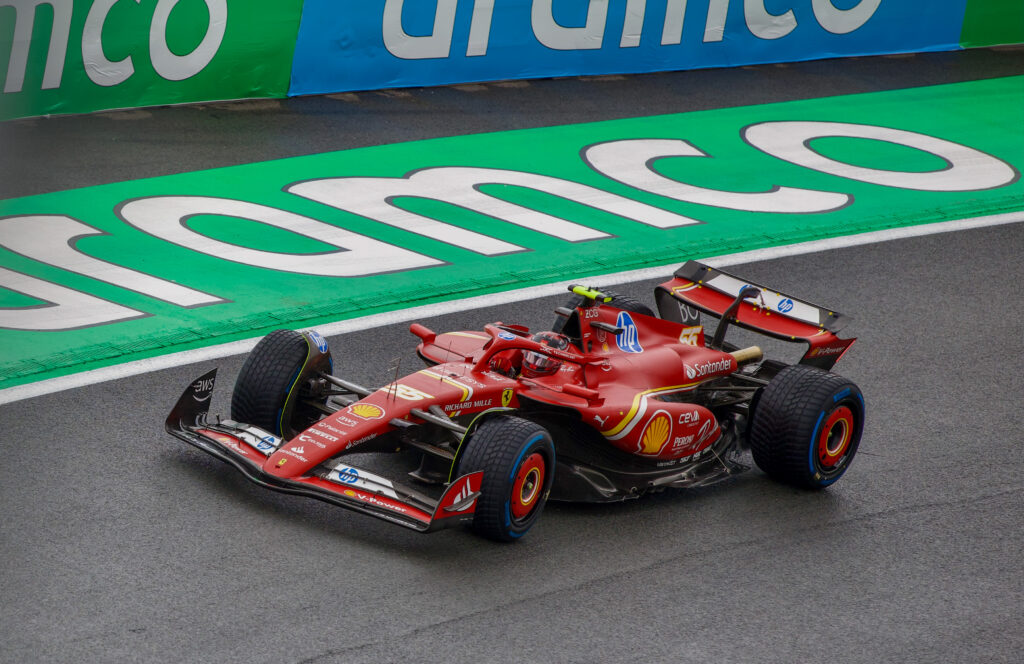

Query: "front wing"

xmin=165 ymin=370 xmax=482 ymax=533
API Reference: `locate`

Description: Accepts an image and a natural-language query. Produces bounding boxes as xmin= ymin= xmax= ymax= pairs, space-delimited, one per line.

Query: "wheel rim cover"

xmin=818 ymin=405 xmax=854 ymax=468
xmin=511 ymin=452 xmax=545 ymax=520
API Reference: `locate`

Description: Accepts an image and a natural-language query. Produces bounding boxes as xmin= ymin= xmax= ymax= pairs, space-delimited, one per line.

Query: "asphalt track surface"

xmin=3 ymin=50 xmax=1023 ymax=663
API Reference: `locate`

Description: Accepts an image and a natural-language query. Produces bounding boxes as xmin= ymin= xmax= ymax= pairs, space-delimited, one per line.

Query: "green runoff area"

xmin=0 ymin=76 xmax=1022 ymax=390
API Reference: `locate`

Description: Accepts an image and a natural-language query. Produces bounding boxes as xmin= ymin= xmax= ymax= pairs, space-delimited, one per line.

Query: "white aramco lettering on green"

xmin=0 ymin=121 xmax=1016 ymax=331
xmin=583 ymin=139 xmax=850 ymax=212
xmin=744 ymin=121 xmax=1018 ymax=191
xmin=117 ymin=197 xmax=443 ymax=276
xmin=0 ymin=266 xmax=146 ymax=330
xmin=287 ymin=166 xmax=700 ymax=256
xmin=2 ymin=0 xmax=226 ymax=92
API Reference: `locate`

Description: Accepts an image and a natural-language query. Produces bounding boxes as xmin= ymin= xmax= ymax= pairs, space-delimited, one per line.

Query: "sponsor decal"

xmin=322 ymin=417 xmax=358 ymax=431
xmin=349 ymin=403 xmax=385 ymax=420
xmin=677 ymin=410 xmax=700 ymax=425
xmin=336 ymin=467 xmax=359 ymax=483
xmin=281 ymin=447 xmax=309 ymax=462
xmin=584 ymin=307 xmax=600 ymax=319
xmin=233 ymin=427 xmax=282 ymax=455
xmin=638 ymin=410 xmax=672 ymax=455
xmin=298 ymin=434 xmax=327 ymax=449
xmin=384 ymin=383 xmax=434 ymax=401
xmin=684 ymin=358 xmax=733 ymax=380
xmin=497 ymin=331 xmax=516 ymax=341
xmin=615 ymin=312 xmax=643 ymax=354
xmin=695 ymin=419 xmax=717 ymax=446
xmin=446 ymin=478 xmax=476 ymax=513
xmin=501 ymin=388 xmax=514 ymax=407
xmin=442 ymin=398 xmax=493 ymax=412
xmin=777 ymin=298 xmax=795 ymax=313
xmin=671 ymin=434 xmax=696 ymax=453
xmin=329 ymin=464 xmax=400 ymax=498
xmin=679 ymin=326 xmax=702 ymax=346
xmin=192 ymin=377 xmax=214 ymax=401
xmin=345 ymin=433 xmax=378 ymax=449
xmin=308 ymin=330 xmax=329 ymax=353
xmin=341 ymin=489 xmax=410 ymax=515
xmin=810 ymin=345 xmax=847 ymax=357
xmin=593 ymin=414 xmax=609 ymax=427
xmin=348 ymin=430 xmax=376 ymax=446
xmin=206 ymin=431 xmax=246 ymax=454
xmin=677 ymin=303 xmax=702 ymax=326
xmin=309 ymin=429 xmax=338 ymax=442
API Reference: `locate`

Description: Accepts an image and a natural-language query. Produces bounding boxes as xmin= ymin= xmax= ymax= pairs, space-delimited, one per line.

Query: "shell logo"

xmin=350 ymin=403 xmax=385 ymax=420
xmin=639 ymin=411 xmax=672 ymax=455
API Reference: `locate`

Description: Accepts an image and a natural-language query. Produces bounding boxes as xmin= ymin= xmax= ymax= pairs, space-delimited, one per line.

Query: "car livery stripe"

xmin=418 ymin=369 xmax=474 ymax=401
xmin=602 ymin=383 xmax=702 ymax=441
xmin=444 ymin=332 xmax=490 ymax=340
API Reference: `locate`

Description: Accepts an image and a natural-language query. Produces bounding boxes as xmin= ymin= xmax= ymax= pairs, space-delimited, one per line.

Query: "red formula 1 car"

xmin=167 ymin=261 xmax=864 ymax=541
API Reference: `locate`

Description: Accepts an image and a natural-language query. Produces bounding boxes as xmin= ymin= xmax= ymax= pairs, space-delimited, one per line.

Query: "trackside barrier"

xmin=2 ymin=1 xmax=1022 ymax=120
xmin=289 ymin=0 xmax=965 ymax=95
xmin=0 ymin=0 xmax=304 ymax=120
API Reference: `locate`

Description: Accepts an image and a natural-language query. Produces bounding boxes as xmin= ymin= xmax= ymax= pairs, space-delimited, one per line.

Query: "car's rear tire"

xmin=231 ymin=330 xmax=329 ymax=437
xmin=552 ymin=290 xmax=656 ymax=334
xmin=749 ymin=365 xmax=864 ymax=489
xmin=457 ymin=416 xmax=556 ymax=542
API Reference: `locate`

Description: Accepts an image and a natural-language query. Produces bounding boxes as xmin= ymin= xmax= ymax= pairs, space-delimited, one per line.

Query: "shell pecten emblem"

xmin=350 ymin=403 xmax=385 ymax=420
xmin=639 ymin=411 xmax=672 ymax=455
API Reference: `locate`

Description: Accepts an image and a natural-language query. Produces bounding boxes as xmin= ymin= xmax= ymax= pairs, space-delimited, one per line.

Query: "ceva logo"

xmin=615 ymin=312 xmax=643 ymax=354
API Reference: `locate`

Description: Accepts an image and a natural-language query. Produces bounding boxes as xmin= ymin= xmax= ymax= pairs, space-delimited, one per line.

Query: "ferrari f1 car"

xmin=167 ymin=261 xmax=865 ymax=542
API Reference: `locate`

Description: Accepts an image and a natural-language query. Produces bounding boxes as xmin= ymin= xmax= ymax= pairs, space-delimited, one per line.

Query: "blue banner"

xmin=289 ymin=0 xmax=970 ymax=96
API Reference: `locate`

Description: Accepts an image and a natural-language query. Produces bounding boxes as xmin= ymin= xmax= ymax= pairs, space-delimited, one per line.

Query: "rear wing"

xmin=655 ymin=261 xmax=856 ymax=370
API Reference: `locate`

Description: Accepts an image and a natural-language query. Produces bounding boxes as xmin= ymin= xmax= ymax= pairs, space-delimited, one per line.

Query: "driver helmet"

xmin=521 ymin=331 xmax=570 ymax=378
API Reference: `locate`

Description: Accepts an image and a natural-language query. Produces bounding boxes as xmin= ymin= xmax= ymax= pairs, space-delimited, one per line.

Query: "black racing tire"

xmin=749 ymin=365 xmax=865 ymax=489
xmin=552 ymin=290 xmax=656 ymax=334
xmin=231 ymin=330 xmax=323 ymax=437
xmin=457 ymin=416 xmax=556 ymax=542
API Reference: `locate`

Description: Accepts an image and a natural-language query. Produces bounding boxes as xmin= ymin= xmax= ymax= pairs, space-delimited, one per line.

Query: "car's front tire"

xmin=231 ymin=330 xmax=329 ymax=438
xmin=457 ymin=416 xmax=556 ymax=542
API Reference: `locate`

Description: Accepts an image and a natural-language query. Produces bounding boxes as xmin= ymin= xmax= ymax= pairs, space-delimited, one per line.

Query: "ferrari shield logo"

xmin=501 ymin=388 xmax=514 ymax=407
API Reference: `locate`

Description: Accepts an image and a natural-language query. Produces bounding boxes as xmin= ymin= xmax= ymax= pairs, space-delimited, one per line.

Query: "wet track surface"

xmin=3 ymin=50 xmax=1023 ymax=663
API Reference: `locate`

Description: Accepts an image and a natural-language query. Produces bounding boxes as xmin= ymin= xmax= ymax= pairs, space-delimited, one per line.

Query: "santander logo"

xmin=684 ymin=358 xmax=733 ymax=380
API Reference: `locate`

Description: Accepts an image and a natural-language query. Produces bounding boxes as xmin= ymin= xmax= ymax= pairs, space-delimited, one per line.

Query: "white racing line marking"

xmin=1 ymin=211 xmax=1021 ymax=405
